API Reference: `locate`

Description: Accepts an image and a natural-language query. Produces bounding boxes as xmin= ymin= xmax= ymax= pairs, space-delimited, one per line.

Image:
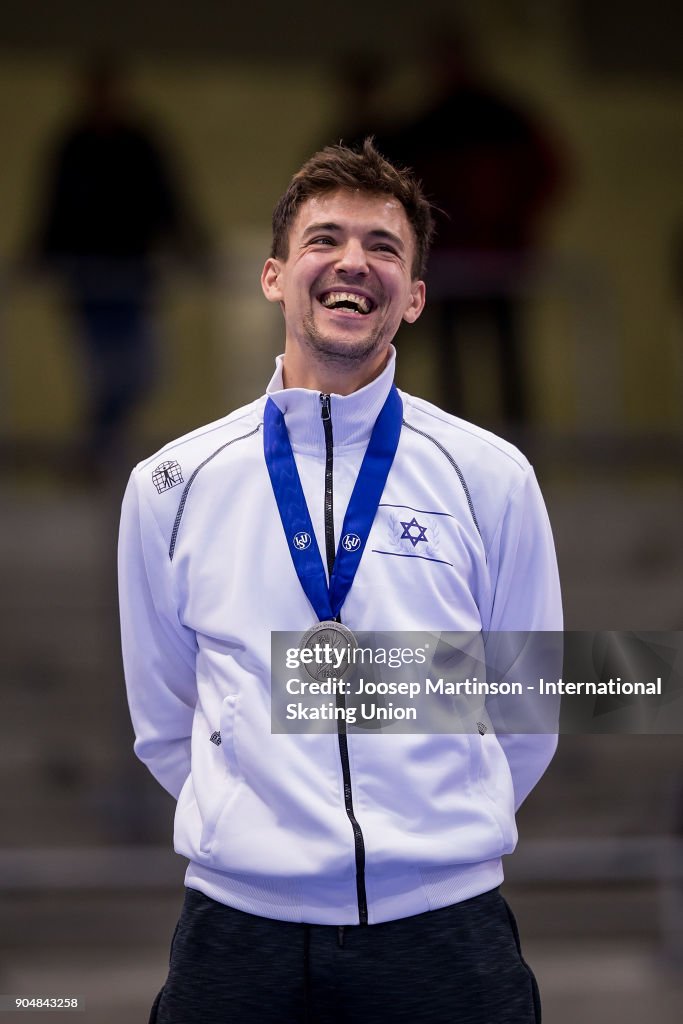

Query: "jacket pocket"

xmin=199 ymin=694 xmax=243 ymax=853
xmin=219 ymin=694 xmax=242 ymax=780
xmin=473 ymin=732 xmax=516 ymax=851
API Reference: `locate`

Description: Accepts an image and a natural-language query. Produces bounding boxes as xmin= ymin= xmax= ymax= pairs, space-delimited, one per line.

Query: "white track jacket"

xmin=118 ymin=349 xmax=562 ymax=925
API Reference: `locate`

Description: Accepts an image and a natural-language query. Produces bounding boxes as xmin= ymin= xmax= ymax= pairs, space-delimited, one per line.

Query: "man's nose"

xmin=334 ymin=239 xmax=369 ymax=275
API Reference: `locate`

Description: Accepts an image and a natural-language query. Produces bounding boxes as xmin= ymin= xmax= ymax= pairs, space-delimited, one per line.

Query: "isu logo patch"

xmin=341 ymin=533 xmax=361 ymax=552
xmin=152 ymin=460 xmax=184 ymax=494
xmin=293 ymin=531 xmax=312 ymax=551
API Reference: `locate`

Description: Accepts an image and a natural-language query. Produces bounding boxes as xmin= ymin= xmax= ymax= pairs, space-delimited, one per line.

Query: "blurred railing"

xmin=0 ymin=245 xmax=668 ymax=451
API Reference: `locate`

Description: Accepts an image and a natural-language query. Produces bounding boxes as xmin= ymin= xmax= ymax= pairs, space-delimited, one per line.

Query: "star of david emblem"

xmin=399 ymin=517 xmax=428 ymax=548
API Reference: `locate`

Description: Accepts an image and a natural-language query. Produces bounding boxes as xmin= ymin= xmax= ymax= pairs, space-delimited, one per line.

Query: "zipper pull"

xmin=320 ymin=393 xmax=331 ymax=421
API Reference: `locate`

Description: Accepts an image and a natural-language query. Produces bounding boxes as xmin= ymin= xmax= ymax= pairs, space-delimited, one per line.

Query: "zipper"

xmin=320 ymin=394 xmax=336 ymax=577
xmin=320 ymin=393 xmax=369 ymax=927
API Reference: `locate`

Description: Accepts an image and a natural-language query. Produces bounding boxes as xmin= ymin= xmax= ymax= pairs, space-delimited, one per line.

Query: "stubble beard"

xmin=301 ymin=309 xmax=391 ymax=369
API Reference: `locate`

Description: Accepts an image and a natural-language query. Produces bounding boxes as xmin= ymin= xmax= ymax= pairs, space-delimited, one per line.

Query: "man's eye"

xmin=310 ymin=237 xmax=335 ymax=246
xmin=374 ymin=244 xmax=398 ymax=255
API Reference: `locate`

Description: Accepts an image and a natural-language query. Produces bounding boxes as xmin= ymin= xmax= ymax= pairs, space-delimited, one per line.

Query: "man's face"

xmin=261 ymin=189 xmax=425 ymax=381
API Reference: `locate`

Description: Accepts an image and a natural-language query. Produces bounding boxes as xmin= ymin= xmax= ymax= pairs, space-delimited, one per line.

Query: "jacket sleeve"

xmin=484 ymin=466 xmax=563 ymax=809
xmin=118 ymin=470 xmax=198 ymax=799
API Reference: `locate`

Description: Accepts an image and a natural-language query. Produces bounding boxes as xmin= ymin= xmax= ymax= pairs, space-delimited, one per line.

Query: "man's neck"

xmin=281 ymin=350 xmax=389 ymax=395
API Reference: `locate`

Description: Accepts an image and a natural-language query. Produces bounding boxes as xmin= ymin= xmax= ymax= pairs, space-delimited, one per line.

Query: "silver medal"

xmin=299 ymin=620 xmax=358 ymax=682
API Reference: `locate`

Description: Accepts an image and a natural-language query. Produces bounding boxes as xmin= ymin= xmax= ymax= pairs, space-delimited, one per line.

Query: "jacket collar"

xmin=265 ymin=347 xmax=397 ymax=451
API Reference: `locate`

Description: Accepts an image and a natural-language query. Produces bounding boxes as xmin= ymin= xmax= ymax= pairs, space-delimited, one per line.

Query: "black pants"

xmin=151 ymin=887 xmax=541 ymax=1023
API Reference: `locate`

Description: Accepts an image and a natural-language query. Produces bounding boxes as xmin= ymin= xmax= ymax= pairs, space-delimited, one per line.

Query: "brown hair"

xmin=270 ymin=138 xmax=435 ymax=279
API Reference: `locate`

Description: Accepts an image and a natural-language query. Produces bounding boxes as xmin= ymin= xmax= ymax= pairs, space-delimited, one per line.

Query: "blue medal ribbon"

xmin=263 ymin=386 xmax=403 ymax=622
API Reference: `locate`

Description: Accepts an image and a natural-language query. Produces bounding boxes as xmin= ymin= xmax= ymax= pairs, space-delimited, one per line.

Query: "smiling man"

xmin=119 ymin=139 xmax=562 ymax=1023
xmin=262 ymin=186 xmax=425 ymax=391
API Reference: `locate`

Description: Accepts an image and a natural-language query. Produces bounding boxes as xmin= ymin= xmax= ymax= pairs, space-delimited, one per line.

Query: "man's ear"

xmin=261 ymin=258 xmax=284 ymax=303
xmin=402 ymin=280 xmax=426 ymax=324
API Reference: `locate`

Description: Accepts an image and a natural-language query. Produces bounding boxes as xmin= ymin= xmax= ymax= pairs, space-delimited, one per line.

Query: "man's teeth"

xmin=320 ymin=292 xmax=372 ymax=314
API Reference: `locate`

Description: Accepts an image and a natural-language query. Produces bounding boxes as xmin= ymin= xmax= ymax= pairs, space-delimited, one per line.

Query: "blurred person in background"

xmin=27 ymin=56 xmax=208 ymax=479
xmin=119 ymin=139 xmax=561 ymax=1023
xmin=321 ymin=52 xmax=392 ymax=155
xmin=388 ymin=23 xmax=570 ymax=426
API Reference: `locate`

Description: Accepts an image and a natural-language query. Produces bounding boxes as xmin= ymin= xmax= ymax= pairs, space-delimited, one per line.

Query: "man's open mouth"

xmin=318 ymin=291 xmax=375 ymax=315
